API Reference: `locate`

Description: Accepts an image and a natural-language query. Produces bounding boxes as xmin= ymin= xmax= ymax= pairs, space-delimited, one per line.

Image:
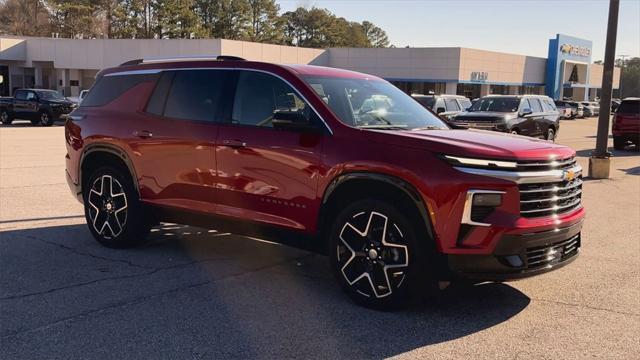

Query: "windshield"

xmin=35 ymin=90 xmax=65 ymax=100
xmin=302 ymin=76 xmax=447 ymax=130
xmin=468 ymin=97 xmax=520 ymax=112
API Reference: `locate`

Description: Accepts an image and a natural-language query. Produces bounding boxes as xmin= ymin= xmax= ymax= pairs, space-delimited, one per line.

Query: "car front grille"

xmin=519 ymin=178 xmax=583 ymax=217
xmin=525 ymin=234 xmax=580 ymax=269
xmin=515 ymin=156 xmax=583 ymax=218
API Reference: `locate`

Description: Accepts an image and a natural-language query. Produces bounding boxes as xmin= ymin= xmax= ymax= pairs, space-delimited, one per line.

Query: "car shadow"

xmin=0 ymin=119 xmax=65 ymax=127
xmin=0 ymin=223 xmax=531 ymax=357
xmin=574 ymin=148 xmax=639 ymax=158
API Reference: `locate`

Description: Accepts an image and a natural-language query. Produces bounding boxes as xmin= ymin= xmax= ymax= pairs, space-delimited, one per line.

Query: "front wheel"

xmin=39 ymin=111 xmax=54 ymax=126
xmin=546 ymin=127 xmax=556 ymax=142
xmin=0 ymin=109 xmax=12 ymax=125
xmin=83 ymin=166 xmax=151 ymax=248
xmin=329 ymin=199 xmax=431 ymax=309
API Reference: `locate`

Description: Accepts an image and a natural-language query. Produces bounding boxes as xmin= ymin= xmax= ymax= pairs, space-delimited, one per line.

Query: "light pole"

xmin=589 ymin=0 xmax=620 ymax=179
xmin=617 ymin=54 xmax=629 ymax=97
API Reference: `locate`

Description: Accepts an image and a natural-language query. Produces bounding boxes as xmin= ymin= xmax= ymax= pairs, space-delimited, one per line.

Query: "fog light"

xmin=472 ymin=193 xmax=503 ymax=207
xmin=504 ymin=255 xmax=524 ymax=267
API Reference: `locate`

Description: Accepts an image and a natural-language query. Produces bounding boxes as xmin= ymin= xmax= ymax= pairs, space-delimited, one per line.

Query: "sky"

xmin=275 ymin=0 xmax=640 ymax=60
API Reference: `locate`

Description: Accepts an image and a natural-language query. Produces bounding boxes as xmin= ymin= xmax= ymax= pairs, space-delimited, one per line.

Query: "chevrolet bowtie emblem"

xmin=563 ymin=170 xmax=575 ymax=181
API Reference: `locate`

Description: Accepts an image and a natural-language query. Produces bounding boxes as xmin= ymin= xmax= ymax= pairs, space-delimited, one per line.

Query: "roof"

xmin=411 ymin=94 xmax=467 ymax=99
xmin=282 ymin=64 xmax=382 ymax=80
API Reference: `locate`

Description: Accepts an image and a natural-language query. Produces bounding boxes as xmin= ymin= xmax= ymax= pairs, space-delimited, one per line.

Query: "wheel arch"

xmin=80 ymin=144 xmax=140 ymax=198
xmin=318 ymin=172 xmax=435 ymax=250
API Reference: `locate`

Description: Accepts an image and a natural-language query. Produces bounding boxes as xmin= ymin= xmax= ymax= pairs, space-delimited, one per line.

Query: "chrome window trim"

xmin=453 ymin=165 xmax=583 ymax=184
xmin=461 ymin=190 xmax=506 ymax=227
xmin=104 ymin=67 xmax=333 ymax=135
xmin=104 ymin=69 xmax=162 ymax=77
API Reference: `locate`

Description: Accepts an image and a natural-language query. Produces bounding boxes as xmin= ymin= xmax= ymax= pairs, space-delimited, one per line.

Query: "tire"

xmin=39 ymin=111 xmax=54 ymax=126
xmin=83 ymin=166 xmax=151 ymax=248
xmin=0 ymin=109 xmax=12 ymax=125
xmin=613 ymin=136 xmax=626 ymax=150
xmin=546 ymin=127 xmax=556 ymax=142
xmin=329 ymin=199 xmax=433 ymax=310
xmin=510 ymin=129 xmax=519 ymax=135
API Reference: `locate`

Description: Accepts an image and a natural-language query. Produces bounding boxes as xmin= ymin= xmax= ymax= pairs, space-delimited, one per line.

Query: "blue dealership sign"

xmin=545 ymin=34 xmax=593 ymax=100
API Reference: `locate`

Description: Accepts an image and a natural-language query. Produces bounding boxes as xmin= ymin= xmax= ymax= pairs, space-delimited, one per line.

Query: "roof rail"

xmin=119 ymin=59 xmax=143 ymax=66
xmin=138 ymin=55 xmax=246 ymax=65
xmin=216 ymin=55 xmax=245 ymax=61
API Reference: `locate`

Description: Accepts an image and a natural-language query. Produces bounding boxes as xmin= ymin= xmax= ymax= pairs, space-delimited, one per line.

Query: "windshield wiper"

xmin=411 ymin=125 xmax=446 ymax=131
xmin=359 ymin=125 xmax=408 ymax=130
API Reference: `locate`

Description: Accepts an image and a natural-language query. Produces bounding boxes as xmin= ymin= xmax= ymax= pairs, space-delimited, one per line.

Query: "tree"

xmin=194 ymin=0 xmax=249 ymax=40
xmin=245 ymin=0 xmax=281 ymax=43
xmin=361 ymin=20 xmax=389 ymax=48
xmin=153 ymin=0 xmax=202 ymax=39
xmin=48 ymin=0 xmax=100 ymax=38
xmin=0 ymin=0 xmax=51 ymax=36
xmin=619 ymin=57 xmax=640 ymax=97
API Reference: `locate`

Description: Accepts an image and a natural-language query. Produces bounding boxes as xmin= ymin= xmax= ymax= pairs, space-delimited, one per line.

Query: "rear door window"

xmin=542 ymin=99 xmax=557 ymax=112
xmin=163 ymin=70 xmax=231 ymax=122
xmin=529 ymin=98 xmax=543 ymax=113
xmin=145 ymin=71 xmax=175 ymax=116
xmin=444 ymin=98 xmax=460 ymax=112
xmin=458 ymin=98 xmax=472 ymax=110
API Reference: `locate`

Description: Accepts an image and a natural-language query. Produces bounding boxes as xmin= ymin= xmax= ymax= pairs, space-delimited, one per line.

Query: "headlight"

xmin=443 ymin=155 xmax=517 ymax=169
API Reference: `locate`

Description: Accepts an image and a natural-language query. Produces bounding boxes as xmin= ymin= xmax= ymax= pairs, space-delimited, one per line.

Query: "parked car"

xmin=65 ymin=57 xmax=584 ymax=309
xmin=564 ymin=101 xmax=584 ymax=118
xmin=451 ymin=95 xmax=560 ymax=141
xmin=412 ymin=94 xmax=472 ymax=121
xmin=612 ymin=97 xmax=640 ymax=150
xmin=0 ymin=88 xmax=76 ymax=126
xmin=611 ymin=98 xmax=621 ymax=112
xmin=581 ymin=101 xmax=600 ymax=117
xmin=554 ymin=100 xmax=574 ymax=119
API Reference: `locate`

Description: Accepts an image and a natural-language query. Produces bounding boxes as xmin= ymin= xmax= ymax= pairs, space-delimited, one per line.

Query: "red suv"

xmin=612 ymin=98 xmax=640 ymax=150
xmin=65 ymin=57 xmax=584 ymax=309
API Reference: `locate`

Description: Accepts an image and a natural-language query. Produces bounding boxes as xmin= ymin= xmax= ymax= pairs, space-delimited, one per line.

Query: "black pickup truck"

xmin=0 ymin=88 xmax=76 ymax=126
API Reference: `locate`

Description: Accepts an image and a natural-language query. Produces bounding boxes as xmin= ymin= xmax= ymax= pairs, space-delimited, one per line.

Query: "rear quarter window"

xmin=81 ymin=73 xmax=158 ymax=107
xmin=617 ymin=100 xmax=640 ymax=114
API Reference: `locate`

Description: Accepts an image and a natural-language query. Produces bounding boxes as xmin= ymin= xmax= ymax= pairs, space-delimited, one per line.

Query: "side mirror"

xmin=436 ymin=107 xmax=446 ymax=114
xmin=520 ymin=108 xmax=533 ymax=116
xmin=272 ymin=110 xmax=315 ymax=132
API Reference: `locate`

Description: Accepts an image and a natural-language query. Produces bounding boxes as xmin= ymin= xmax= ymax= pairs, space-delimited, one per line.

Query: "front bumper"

xmin=448 ymin=219 xmax=582 ymax=281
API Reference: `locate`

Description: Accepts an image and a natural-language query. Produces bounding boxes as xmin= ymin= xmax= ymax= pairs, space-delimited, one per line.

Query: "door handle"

xmin=222 ymin=139 xmax=247 ymax=148
xmin=133 ymin=130 xmax=153 ymax=139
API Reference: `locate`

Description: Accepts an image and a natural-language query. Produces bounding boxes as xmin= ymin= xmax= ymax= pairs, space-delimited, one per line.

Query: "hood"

xmin=366 ymin=129 xmax=574 ymax=161
xmin=43 ymin=98 xmax=74 ymax=105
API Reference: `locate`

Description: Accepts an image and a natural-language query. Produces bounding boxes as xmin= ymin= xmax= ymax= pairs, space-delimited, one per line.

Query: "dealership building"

xmin=0 ymin=33 xmax=619 ymax=100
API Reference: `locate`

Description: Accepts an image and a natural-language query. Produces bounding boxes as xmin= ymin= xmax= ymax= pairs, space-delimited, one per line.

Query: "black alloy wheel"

xmin=39 ymin=111 xmax=54 ymax=126
xmin=330 ymin=199 xmax=430 ymax=309
xmin=0 ymin=109 xmax=12 ymax=125
xmin=84 ymin=166 xmax=151 ymax=248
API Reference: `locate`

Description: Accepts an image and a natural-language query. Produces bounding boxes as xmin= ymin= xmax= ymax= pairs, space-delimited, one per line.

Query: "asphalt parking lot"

xmin=1 ymin=118 xmax=639 ymax=359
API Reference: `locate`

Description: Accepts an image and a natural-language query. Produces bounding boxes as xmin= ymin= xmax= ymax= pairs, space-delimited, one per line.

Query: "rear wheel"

xmin=329 ymin=199 xmax=432 ymax=310
xmin=39 ymin=111 xmax=54 ymax=126
xmin=0 ymin=109 xmax=12 ymax=125
xmin=510 ymin=129 xmax=519 ymax=135
xmin=83 ymin=166 xmax=151 ymax=248
xmin=613 ymin=136 xmax=626 ymax=150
